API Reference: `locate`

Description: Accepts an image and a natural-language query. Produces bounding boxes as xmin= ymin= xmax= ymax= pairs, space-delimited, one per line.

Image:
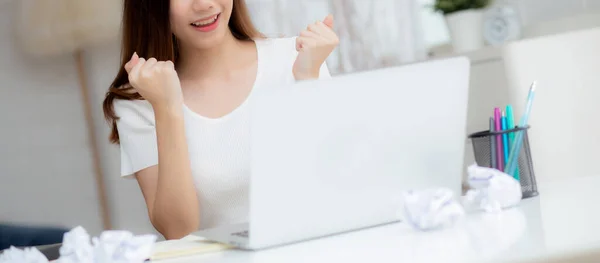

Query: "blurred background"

xmin=1 ymin=0 xmax=600 ymax=244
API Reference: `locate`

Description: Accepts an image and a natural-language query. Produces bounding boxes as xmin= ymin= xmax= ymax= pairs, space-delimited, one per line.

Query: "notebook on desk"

xmin=150 ymin=235 xmax=231 ymax=261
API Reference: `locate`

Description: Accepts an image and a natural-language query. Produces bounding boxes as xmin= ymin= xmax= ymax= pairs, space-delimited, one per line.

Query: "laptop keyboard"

xmin=231 ymin=230 xmax=249 ymax=238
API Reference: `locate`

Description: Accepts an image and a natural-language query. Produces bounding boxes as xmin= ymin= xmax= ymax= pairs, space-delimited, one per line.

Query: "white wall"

xmin=0 ymin=0 xmax=154 ymax=236
xmin=514 ymin=0 xmax=591 ymax=26
xmin=0 ymin=1 xmax=103 ymax=234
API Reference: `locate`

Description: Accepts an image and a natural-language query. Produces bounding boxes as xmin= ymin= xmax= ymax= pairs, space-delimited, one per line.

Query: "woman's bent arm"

xmin=136 ymin=104 xmax=199 ymax=239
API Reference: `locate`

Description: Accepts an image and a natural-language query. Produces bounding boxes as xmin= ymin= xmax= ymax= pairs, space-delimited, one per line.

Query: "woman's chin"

xmin=189 ymin=30 xmax=230 ymax=49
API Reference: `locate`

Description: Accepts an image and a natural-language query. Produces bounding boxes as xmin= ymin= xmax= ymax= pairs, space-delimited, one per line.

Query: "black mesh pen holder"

xmin=468 ymin=125 xmax=539 ymax=199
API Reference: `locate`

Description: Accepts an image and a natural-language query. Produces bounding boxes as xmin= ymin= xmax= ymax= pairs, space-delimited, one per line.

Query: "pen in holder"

xmin=468 ymin=125 xmax=538 ymax=199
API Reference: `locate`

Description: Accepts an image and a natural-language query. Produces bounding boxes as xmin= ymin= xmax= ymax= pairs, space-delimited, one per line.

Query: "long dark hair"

xmin=103 ymin=0 xmax=263 ymax=144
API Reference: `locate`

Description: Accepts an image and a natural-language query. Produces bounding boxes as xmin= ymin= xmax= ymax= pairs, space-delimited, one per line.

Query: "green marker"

xmin=505 ymin=105 xmax=520 ymax=180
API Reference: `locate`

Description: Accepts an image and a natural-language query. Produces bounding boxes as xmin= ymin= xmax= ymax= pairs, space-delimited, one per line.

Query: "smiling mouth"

xmin=190 ymin=14 xmax=220 ymax=28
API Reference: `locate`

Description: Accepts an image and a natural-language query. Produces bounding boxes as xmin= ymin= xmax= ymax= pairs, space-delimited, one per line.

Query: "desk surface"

xmin=157 ymin=175 xmax=600 ymax=263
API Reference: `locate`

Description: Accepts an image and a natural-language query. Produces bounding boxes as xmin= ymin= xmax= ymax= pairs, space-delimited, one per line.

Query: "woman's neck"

xmin=176 ymin=30 xmax=249 ymax=81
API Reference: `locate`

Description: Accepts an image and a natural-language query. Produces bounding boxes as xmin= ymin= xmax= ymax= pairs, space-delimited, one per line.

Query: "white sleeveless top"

xmin=113 ymin=37 xmax=331 ymax=229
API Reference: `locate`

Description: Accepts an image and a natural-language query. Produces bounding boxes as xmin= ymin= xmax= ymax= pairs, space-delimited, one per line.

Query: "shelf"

xmin=427 ymin=45 xmax=505 ymax=64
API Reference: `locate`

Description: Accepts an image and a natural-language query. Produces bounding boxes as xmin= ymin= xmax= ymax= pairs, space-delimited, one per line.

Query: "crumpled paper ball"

xmin=0 ymin=226 xmax=156 ymax=263
xmin=463 ymin=163 xmax=522 ymax=213
xmin=57 ymin=226 xmax=156 ymax=263
xmin=0 ymin=246 xmax=49 ymax=263
xmin=58 ymin=226 xmax=93 ymax=263
xmin=92 ymin=231 xmax=157 ymax=263
xmin=401 ymin=188 xmax=466 ymax=231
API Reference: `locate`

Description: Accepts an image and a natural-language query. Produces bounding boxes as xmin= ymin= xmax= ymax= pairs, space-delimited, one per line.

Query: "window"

xmin=417 ymin=0 xmax=451 ymax=50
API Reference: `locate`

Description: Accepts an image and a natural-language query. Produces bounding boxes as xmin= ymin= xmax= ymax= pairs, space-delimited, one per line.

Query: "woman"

xmin=102 ymin=0 xmax=339 ymax=239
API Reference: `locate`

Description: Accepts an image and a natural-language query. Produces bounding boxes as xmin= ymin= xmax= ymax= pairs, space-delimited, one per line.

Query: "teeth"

xmin=192 ymin=15 xmax=218 ymax=26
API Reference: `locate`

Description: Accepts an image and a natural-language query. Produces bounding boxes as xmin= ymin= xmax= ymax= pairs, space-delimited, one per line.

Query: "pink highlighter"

xmin=494 ymin=108 xmax=504 ymax=171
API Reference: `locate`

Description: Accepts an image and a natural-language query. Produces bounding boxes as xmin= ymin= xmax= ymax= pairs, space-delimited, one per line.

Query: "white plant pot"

xmin=445 ymin=9 xmax=485 ymax=53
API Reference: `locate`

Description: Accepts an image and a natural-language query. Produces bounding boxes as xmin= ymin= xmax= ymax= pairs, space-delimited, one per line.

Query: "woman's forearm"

xmin=152 ymin=103 xmax=199 ymax=239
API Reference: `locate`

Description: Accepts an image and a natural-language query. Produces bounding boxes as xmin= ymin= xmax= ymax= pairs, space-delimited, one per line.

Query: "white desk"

xmin=157 ymin=175 xmax=600 ymax=263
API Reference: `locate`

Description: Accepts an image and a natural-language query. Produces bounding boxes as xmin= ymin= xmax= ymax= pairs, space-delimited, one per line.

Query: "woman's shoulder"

xmin=254 ymin=36 xmax=332 ymax=81
xmin=256 ymin=36 xmax=297 ymax=47
xmin=113 ymin=99 xmax=156 ymax=127
xmin=256 ymin=36 xmax=299 ymax=59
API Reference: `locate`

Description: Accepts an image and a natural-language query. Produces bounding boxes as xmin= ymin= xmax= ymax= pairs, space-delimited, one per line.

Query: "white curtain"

xmin=246 ymin=0 xmax=426 ymax=75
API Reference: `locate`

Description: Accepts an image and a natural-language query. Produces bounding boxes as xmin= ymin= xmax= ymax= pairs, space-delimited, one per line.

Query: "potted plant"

xmin=434 ymin=0 xmax=491 ymax=53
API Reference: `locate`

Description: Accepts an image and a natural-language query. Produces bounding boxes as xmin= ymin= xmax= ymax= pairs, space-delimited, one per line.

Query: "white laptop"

xmin=194 ymin=57 xmax=471 ymax=250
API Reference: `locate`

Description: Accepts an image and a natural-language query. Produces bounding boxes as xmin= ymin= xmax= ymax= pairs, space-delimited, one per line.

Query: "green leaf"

xmin=433 ymin=0 xmax=491 ymax=14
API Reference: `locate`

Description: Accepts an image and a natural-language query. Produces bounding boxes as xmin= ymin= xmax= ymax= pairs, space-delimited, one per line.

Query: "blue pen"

xmin=505 ymin=81 xmax=537 ymax=177
xmin=501 ymin=113 xmax=509 ymax=171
